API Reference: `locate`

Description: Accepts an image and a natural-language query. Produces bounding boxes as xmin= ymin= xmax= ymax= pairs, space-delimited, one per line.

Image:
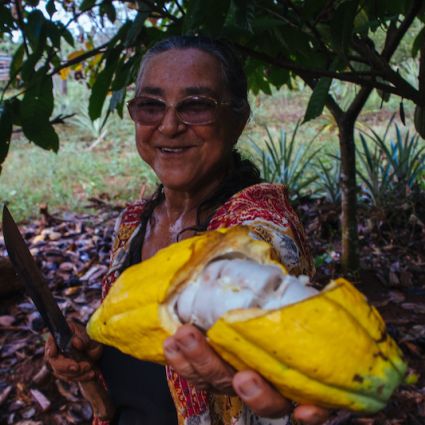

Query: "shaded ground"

xmin=0 ymin=195 xmax=424 ymax=425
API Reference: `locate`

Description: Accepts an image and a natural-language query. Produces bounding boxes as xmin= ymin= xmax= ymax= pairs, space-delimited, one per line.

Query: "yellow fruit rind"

xmin=207 ymin=278 xmax=407 ymax=413
xmin=87 ymin=227 xmax=284 ymax=363
xmin=87 ymin=227 xmax=407 ymax=413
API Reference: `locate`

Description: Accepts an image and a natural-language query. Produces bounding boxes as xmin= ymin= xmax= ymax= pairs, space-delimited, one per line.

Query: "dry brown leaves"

xmin=1 ymin=195 xmax=424 ymax=424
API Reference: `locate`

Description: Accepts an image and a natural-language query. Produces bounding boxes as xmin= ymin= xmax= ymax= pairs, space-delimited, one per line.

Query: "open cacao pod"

xmin=87 ymin=226 xmax=407 ymax=413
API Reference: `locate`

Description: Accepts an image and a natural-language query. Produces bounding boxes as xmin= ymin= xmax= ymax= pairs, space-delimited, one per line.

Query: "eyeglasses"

xmin=127 ymin=95 xmax=231 ymax=126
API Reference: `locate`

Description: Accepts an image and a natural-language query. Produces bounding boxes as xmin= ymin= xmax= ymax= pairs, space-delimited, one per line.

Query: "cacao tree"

xmin=1 ymin=0 xmax=425 ymax=271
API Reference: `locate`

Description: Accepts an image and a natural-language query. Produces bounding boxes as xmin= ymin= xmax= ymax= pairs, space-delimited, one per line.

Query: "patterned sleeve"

xmin=100 ymin=201 xmax=146 ymax=299
xmin=208 ymin=183 xmax=314 ymax=277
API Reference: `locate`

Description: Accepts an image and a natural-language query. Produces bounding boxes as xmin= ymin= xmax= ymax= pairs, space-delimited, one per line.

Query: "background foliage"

xmin=1 ymin=0 xmax=425 ymax=269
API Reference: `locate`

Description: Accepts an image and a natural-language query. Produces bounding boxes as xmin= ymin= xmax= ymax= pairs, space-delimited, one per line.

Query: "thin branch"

xmin=63 ymin=2 xmax=103 ymax=31
xmin=140 ymin=0 xmax=178 ymax=22
xmin=352 ymin=38 xmax=420 ymax=103
xmin=345 ymin=86 xmax=372 ymax=124
xmin=48 ymin=41 xmax=110 ymax=76
xmin=12 ymin=113 xmax=76 ymax=134
xmin=281 ymin=0 xmax=331 ymax=60
xmin=347 ymin=0 xmax=423 ymax=118
xmin=234 ymin=42 xmax=416 ymax=101
xmin=346 ymin=54 xmax=371 ymax=66
xmin=174 ymin=0 xmax=185 ymax=16
xmin=312 ymin=0 xmax=335 ymax=27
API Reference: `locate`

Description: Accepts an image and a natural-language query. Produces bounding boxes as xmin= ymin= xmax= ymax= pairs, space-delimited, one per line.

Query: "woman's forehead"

xmin=138 ymin=48 xmax=226 ymax=96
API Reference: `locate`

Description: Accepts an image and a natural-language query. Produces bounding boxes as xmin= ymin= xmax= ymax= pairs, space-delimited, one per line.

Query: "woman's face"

xmin=134 ymin=48 xmax=246 ymax=193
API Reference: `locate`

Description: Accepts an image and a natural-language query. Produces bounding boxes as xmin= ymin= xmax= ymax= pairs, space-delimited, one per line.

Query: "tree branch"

xmin=174 ymin=0 xmax=185 ymax=16
xmin=352 ymin=38 xmax=421 ymax=104
xmin=233 ymin=42 xmax=417 ymax=101
xmin=139 ymin=0 xmax=178 ymax=22
xmin=347 ymin=0 xmax=423 ymax=118
xmin=48 ymin=41 xmax=110 ymax=76
xmin=281 ymin=0 xmax=332 ymax=60
xmin=12 ymin=113 xmax=76 ymax=134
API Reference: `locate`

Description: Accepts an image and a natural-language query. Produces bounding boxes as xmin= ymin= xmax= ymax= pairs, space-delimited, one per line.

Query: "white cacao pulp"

xmin=175 ymin=258 xmax=318 ymax=330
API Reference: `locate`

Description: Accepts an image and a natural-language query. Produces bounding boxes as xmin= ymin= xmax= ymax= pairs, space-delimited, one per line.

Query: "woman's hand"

xmin=164 ymin=324 xmax=330 ymax=425
xmin=44 ymin=321 xmax=103 ymax=382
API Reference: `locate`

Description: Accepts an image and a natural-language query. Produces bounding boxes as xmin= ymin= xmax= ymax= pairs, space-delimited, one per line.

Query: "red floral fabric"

xmin=94 ymin=183 xmax=312 ymax=425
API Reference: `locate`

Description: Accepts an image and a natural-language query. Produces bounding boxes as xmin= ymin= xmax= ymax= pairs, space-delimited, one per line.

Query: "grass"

xmin=0 ymin=78 xmax=421 ymax=222
xmin=1 ymin=122 xmax=157 ymax=222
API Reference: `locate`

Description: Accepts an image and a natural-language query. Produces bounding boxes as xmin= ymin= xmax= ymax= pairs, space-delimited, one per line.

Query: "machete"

xmin=2 ymin=205 xmax=114 ymax=420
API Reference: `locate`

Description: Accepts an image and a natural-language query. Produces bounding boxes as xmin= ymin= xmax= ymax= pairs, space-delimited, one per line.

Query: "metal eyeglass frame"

xmin=126 ymin=95 xmax=232 ymax=126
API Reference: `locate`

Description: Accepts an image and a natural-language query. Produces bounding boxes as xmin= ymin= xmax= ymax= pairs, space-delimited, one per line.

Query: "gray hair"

xmin=135 ymin=36 xmax=250 ymax=120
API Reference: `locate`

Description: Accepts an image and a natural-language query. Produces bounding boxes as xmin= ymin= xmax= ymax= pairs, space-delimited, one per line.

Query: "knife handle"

xmin=78 ymin=378 xmax=115 ymax=420
xmin=64 ymin=345 xmax=115 ymax=421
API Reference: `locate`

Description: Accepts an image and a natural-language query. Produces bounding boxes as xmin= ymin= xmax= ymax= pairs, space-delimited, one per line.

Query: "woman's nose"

xmin=158 ymin=106 xmax=186 ymax=136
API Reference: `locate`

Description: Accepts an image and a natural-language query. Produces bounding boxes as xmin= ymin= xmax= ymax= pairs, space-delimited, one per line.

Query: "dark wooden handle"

xmin=78 ymin=379 xmax=115 ymax=420
xmin=64 ymin=344 xmax=115 ymax=420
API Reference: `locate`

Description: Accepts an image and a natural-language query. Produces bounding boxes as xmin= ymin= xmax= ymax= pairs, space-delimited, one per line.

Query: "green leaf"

xmin=21 ymin=73 xmax=59 ymax=151
xmin=412 ymin=25 xmax=425 ymax=58
xmin=89 ymin=49 xmax=120 ymax=121
xmin=0 ymin=102 xmax=13 ymax=172
xmin=267 ymin=66 xmax=290 ymax=89
xmin=45 ymin=21 xmax=62 ymax=49
xmin=22 ymin=120 xmax=59 ymax=152
xmin=111 ymin=56 xmax=137 ymax=91
xmin=230 ymin=0 xmax=256 ymax=33
xmin=55 ymin=22 xmax=74 ymax=47
xmin=46 ymin=0 xmax=56 ymax=17
xmin=400 ymin=102 xmax=405 ymax=126
xmin=303 ymin=77 xmax=332 ymax=123
xmin=9 ymin=98 xmax=22 ymax=126
xmin=184 ymin=0 xmax=231 ymax=35
xmin=9 ymin=44 xmax=25 ymax=81
xmin=26 ymin=10 xmax=46 ymax=52
xmin=109 ymin=88 xmax=126 ymax=117
xmin=304 ymin=0 xmax=329 ymax=17
xmin=80 ymin=0 xmax=96 ymax=11
xmin=101 ymin=1 xmax=117 ymax=23
xmin=330 ymin=0 xmax=359 ymax=54
xmin=125 ymin=13 xmax=147 ymax=47
xmin=21 ymin=52 xmax=42 ymax=81
xmin=0 ymin=5 xmax=14 ymax=32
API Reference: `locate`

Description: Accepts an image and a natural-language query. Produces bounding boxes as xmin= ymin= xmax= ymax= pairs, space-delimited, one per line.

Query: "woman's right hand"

xmin=45 ymin=321 xmax=103 ymax=382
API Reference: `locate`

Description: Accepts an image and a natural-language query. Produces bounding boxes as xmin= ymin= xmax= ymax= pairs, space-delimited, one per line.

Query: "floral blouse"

xmin=94 ymin=183 xmax=314 ymax=425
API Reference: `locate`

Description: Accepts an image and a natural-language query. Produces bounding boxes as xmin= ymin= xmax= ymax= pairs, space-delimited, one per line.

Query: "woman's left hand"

xmin=164 ymin=324 xmax=330 ymax=425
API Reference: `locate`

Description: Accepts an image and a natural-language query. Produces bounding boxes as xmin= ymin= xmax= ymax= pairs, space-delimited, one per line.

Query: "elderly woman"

xmin=45 ymin=36 xmax=329 ymax=425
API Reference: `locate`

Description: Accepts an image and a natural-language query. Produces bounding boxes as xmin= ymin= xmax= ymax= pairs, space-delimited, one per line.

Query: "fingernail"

xmin=179 ymin=332 xmax=197 ymax=350
xmin=237 ymin=377 xmax=261 ymax=399
xmin=164 ymin=340 xmax=179 ymax=355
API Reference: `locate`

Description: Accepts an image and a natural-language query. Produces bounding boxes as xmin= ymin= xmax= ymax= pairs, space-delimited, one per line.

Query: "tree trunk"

xmin=338 ymin=117 xmax=359 ymax=272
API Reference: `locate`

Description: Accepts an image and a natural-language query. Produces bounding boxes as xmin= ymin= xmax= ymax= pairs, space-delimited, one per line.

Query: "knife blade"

xmin=2 ymin=205 xmax=114 ymax=420
xmin=2 ymin=205 xmax=73 ymax=352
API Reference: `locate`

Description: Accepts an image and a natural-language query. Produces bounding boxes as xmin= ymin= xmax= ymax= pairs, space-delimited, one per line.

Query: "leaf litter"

xmin=0 ymin=195 xmax=424 ymax=424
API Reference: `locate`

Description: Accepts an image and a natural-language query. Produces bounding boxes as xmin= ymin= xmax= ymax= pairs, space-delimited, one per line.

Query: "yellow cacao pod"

xmin=87 ymin=226 xmax=407 ymax=414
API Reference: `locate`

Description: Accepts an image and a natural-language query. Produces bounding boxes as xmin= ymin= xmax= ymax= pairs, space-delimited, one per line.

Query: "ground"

xmin=0 ymin=194 xmax=424 ymax=425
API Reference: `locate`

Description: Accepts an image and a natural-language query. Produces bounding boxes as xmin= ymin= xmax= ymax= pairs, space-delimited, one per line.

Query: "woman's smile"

xmin=157 ymin=145 xmax=196 ymax=154
xmin=135 ymin=48 xmax=239 ymax=193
